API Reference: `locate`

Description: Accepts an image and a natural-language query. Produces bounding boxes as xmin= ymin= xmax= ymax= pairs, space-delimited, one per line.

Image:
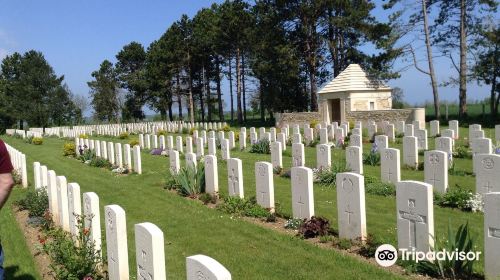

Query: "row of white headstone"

xmin=75 ymin=138 xmax=142 ymax=174
xmin=4 ymin=142 xmax=28 ymax=187
xmin=38 ymin=161 xmax=232 ymax=280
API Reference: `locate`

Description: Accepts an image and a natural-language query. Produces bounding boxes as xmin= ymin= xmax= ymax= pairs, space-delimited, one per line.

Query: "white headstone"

xmin=291 ymin=167 xmax=314 ymax=219
xmin=484 ymin=192 xmax=500 ymax=279
xmin=33 ymin=162 xmax=41 ymax=189
xmin=396 ymin=181 xmax=434 ymax=253
xmin=57 ymin=176 xmax=70 ymax=232
xmin=346 ymin=146 xmax=363 ymax=174
xmin=292 ymin=143 xmax=305 ymax=167
xmin=381 ymin=148 xmax=401 ymax=184
xmin=429 ymin=120 xmax=440 ymax=137
xmin=186 ymin=255 xmax=231 ymax=280
xmin=83 ymin=192 xmax=101 ymax=253
xmin=255 ymin=162 xmax=274 ymax=211
xmin=115 ymin=143 xmax=123 ymax=168
xmin=47 ymin=170 xmax=59 ymax=224
xmin=176 ymin=136 xmax=183 ymax=153
xmin=134 ymin=223 xmax=166 ymax=280
xmin=404 ymin=124 xmax=414 ymax=137
xmin=271 ymin=141 xmax=283 ymax=170
xmin=227 ymin=158 xmax=244 ymax=198
xmin=208 ymin=138 xmax=216 ymax=156
xmin=316 ymin=144 xmax=331 ymax=171
xmin=169 ymin=150 xmax=180 ymax=175
xmin=124 ymin=144 xmax=132 ymax=170
xmin=196 ymin=137 xmax=204 ymax=159
xmin=403 ymin=136 xmax=418 ymax=169
xmin=185 ymin=152 xmax=197 ymax=170
xmin=375 ymin=135 xmax=388 ymax=150
xmin=204 ymin=155 xmax=218 ymax=195
xmin=424 ymin=151 xmax=448 ymax=193
xmin=475 ymin=154 xmax=500 ymax=194
xmin=220 ymin=139 xmax=230 ymax=160
xmin=435 ymin=137 xmax=453 ymax=164
xmin=186 ymin=137 xmax=193 ymax=153
xmin=105 ymin=205 xmax=130 ymax=280
xmin=449 ymin=120 xmax=459 ymax=139
xmin=336 ymin=172 xmax=366 ymax=241
xmin=133 ymin=145 xmax=142 ymax=174
xmin=386 ymin=124 xmax=395 ymax=142
xmin=67 ymin=182 xmax=82 ymax=238
xmin=277 ymin=132 xmax=286 ymax=151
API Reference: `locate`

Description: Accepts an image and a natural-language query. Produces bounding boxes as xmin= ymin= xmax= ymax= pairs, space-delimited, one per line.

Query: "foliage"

xmin=42 ymin=215 xmax=105 ymax=280
xmin=334 ymin=238 xmax=353 ymax=250
xmin=309 ymin=120 xmax=318 ymax=128
xmin=15 ymin=187 xmax=49 ymax=218
xmin=78 ymin=149 xmax=95 ymax=163
xmin=11 ymin=169 xmax=22 ymax=185
xmin=157 ymin=130 xmax=167 ymax=136
xmin=78 ymin=134 xmax=89 ymax=139
xmin=314 ymin=163 xmax=349 ymax=187
xmin=129 ymin=139 xmax=140 ymax=147
xmin=118 ymin=132 xmax=129 ymax=139
xmin=284 ymin=218 xmax=303 ymax=230
xmin=172 ymin=163 xmax=205 ymax=197
xmin=434 ymin=186 xmax=473 ymax=211
xmin=216 ymin=196 xmax=269 ymax=218
xmin=32 ymin=137 xmax=43 ymax=145
xmin=249 ymin=139 xmax=270 ymax=154
xmin=453 ymin=146 xmax=471 ymax=159
xmin=89 ymin=157 xmax=112 ymax=169
xmin=363 ymin=151 xmax=380 ymax=166
xmin=298 ymin=216 xmax=331 ymax=239
xmin=448 ymin=162 xmax=473 ymax=177
xmin=364 ymin=176 xmax=396 ymax=197
xmin=416 ymin=222 xmax=476 ymax=279
xmin=199 ymin=193 xmax=217 ymax=205
xmin=87 ymin=60 xmax=120 ymax=122
xmin=63 ymin=143 xmax=77 ymax=157
xmin=221 ymin=125 xmax=231 ymax=132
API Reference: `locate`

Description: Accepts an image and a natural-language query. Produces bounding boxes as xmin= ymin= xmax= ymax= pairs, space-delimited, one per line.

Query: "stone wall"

xmin=346 ymin=108 xmax=425 ymax=126
xmin=274 ymin=112 xmax=321 ymax=128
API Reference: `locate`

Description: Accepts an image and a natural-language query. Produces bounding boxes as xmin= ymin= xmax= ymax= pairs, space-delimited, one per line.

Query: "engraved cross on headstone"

xmin=428 ymin=172 xmax=440 ymax=186
xmin=483 ymin=181 xmax=493 ymax=193
xmin=229 ymin=168 xmax=238 ymax=195
xmin=297 ymin=195 xmax=305 ymax=218
xmin=399 ymin=199 xmax=425 ymax=250
xmin=345 ymin=204 xmax=354 ymax=225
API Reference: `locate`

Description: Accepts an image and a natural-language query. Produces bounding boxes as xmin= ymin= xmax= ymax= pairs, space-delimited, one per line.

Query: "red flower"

xmin=83 ymin=228 xmax=90 ymax=236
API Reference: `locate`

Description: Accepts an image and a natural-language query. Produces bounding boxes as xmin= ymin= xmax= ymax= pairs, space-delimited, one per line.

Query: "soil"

xmin=13 ymin=206 xmax=54 ymax=280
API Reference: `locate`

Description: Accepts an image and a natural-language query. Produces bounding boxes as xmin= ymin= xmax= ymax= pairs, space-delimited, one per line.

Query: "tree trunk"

xmin=228 ymin=56 xmax=234 ymax=121
xmin=205 ymin=65 xmax=212 ymax=122
xmin=236 ymin=48 xmax=243 ymax=124
xmin=216 ymin=57 xmax=224 ymax=121
xmin=188 ymin=51 xmax=195 ymax=124
xmin=176 ymin=73 xmax=183 ymax=120
xmin=492 ymin=75 xmax=498 ymax=121
xmin=242 ymin=54 xmax=247 ymax=122
xmin=259 ymin=80 xmax=265 ymax=122
xmin=422 ymin=0 xmax=440 ymax=120
xmin=199 ymin=79 xmax=205 ymax=122
xmin=309 ymin=69 xmax=317 ymax=112
xmin=168 ymin=102 xmax=173 ymax=121
xmin=458 ymin=0 xmax=468 ymax=119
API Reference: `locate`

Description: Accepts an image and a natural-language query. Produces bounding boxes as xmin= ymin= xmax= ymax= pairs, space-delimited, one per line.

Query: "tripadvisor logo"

xmin=375 ymin=244 xmax=482 ymax=267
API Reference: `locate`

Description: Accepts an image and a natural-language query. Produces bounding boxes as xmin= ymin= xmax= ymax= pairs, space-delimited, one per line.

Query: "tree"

xmin=385 ymin=0 xmax=441 ymax=119
xmin=432 ymin=0 xmax=497 ymax=119
xmin=115 ymin=42 xmax=148 ymax=121
xmin=88 ymin=60 xmax=120 ymax=122
xmin=471 ymin=22 xmax=499 ymax=121
xmin=0 ymin=50 xmax=78 ymax=128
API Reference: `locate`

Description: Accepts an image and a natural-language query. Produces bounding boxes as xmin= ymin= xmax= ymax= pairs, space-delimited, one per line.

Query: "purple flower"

xmin=371 ymin=141 xmax=378 ymax=153
xmin=495 ymin=147 xmax=500 ymax=155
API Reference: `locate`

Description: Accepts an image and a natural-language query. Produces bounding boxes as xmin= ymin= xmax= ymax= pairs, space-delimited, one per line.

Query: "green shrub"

xmin=216 ymin=196 xmax=269 ymax=218
xmin=298 ymin=216 xmax=331 ymax=239
xmin=25 ymin=136 xmax=34 ymax=144
xmin=363 ymin=151 xmax=380 ymax=166
xmin=79 ymin=149 xmax=95 ymax=163
xmin=309 ymin=120 xmax=319 ymax=128
xmin=395 ymin=132 xmax=405 ymax=138
xmin=118 ymin=132 xmax=129 ymax=139
xmin=221 ymin=125 xmax=231 ymax=132
xmin=199 ymin=193 xmax=217 ymax=205
xmin=182 ymin=127 xmax=189 ymax=134
xmin=157 ymin=130 xmax=167 ymax=136
xmin=42 ymin=215 xmax=105 ymax=280
xmin=249 ymin=139 xmax=271 ymax=154
xmin=448 ymin=162 xmax=473 ymax=176
xmin=434 ymin=185 xmax=472 ymax=211
xmin=335 ymin=238 xmax=353 ymax=250
xmin=15 ymin=187 xmax=49 ymax=217
xmin=89 ymin=157 xmax=112 ymax=169
xmin=63 ymin=143 xmax=77 ymax=157
xmin=129 ymin=139 xmax=140 ymax=147
xmin=78 ymin=134 xmax=88 ymax=139
xmin=174 ymin=163 xmax=206 ymax=197
xmin=32 ymin=137 xmax=43 ymax=145
xmin=364 ymin=176 xmax=396 ymax=196
xmin=454 ymin=145 xmax=471 ymax=159
xmin=416 ymin=222 xmax=476 ymax=279
xmin=284 ymin=218 xmax=303 ymax=230
xmin=315 ymin=163 xmax=349 ymax=187
xmin=189 ymin=127 xmax=196 ymax=135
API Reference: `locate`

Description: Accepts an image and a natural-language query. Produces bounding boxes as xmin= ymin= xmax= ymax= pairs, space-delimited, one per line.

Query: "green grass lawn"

xmin=2 ymin=135 xmax=411 ymax=279
xmin=83 ymin=123 xmax=494 ymax=276
xmin=0 ymin=188 xmax=41 ymax=280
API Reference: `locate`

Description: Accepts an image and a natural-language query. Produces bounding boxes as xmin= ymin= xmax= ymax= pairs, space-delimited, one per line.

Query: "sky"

xmin=0 ymin=0 xmax=494 ymax=116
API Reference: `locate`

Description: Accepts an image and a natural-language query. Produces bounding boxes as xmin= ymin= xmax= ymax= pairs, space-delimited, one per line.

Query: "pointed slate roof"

xmin=318 ymin=64 xmax=390 ymax=94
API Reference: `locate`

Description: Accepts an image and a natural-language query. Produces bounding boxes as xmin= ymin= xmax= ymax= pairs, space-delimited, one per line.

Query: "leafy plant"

xmin=363 ymin=151 xmax=380 ymax=166
xmin=453 ymin=145 xmax=471 ymax=159
xmin=249 ymin=139 xmax=271 ymax=154
xmin=284 ymin=218 xmax=303 ymax=230
xmin=63 ymin=143 xmax=77 ymax=157
xmin=216 ymin=196 xmax=269 ymax=218
xmin=15 ymin=187 xmax=49 ymax=217
xmin=298 ymin=216 xmax=331 ymax=239
xmin=157 ymin=129 xmax=167 ymax=136
xmin=79 ymin=149 xmax=95 ymax=163
xmin=129 ymin=139 xmax=140 ymax=147
xmin=89 ymin=157 xmax=112 ymax=169
xmin=315 ymin=163 xmax=349 ymax=187
xmin=32 ymin=137 xmax=43 ymax=145
xmin=78 ymin=134 xmax=89 ymax=139
xmin=199 ymin=193 xmax=217 ymax=205
xmin=11 ymin=169 xmax=22 ymax=185
xmin=335 ymin=238 xmax=353 ymax=250
xmin=118 ymin=132 xmax=129 ymax=139
xmin=173 ymin=163 xmax=205 ymax=197
xmin=416 ymin=222 xmax=476 ymax=279
xmin=364 ymin=176 xmax=396 ymax=196
xmin=434 ymin=186 xmax=472 ymax=211
xmin=42 ymin=215 xmax=105 ymax=280
xmin=221 ymin=125 xmax=231 ymax=132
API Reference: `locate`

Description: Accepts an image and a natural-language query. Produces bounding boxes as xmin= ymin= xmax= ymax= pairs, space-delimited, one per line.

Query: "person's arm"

xmin=0 ymin=173 xmax=14 ymax=210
